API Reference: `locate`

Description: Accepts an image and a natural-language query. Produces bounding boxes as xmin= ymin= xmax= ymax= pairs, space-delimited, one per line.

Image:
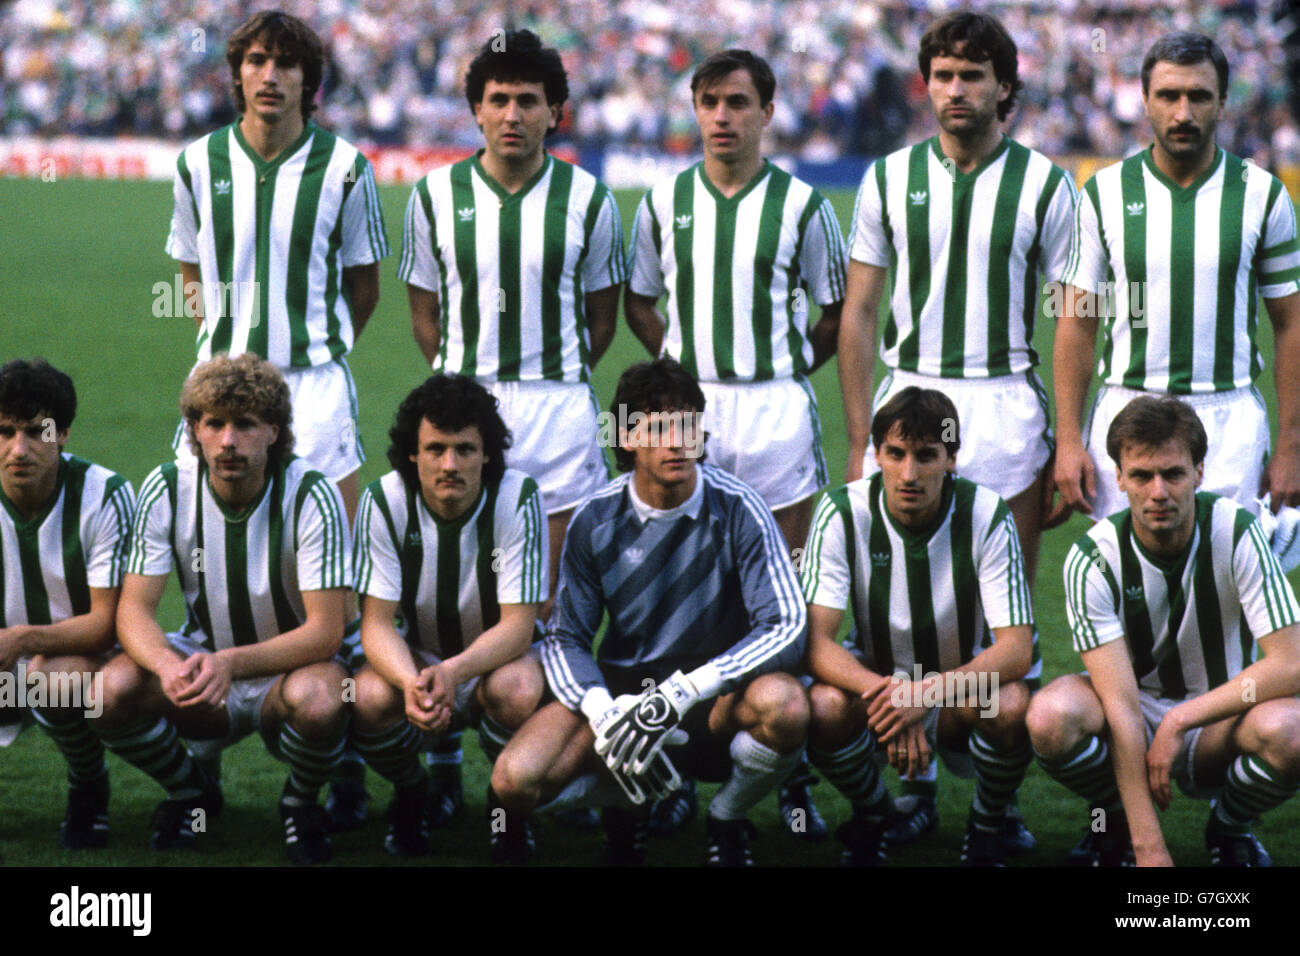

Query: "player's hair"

xmin=918 ymin=10 xmax=1022 ymax=121
xmin=0 ymin=358 xmax=76 ymax=432
xmin=227 ymin=10 xmax=324 ymax=121
xmin=1106 ymin=395 xmax=1207 ymax=468
xmin=179 ymin=353 xmax=295 ymax=466
xmin=690 ymin=49 xmax=776 ymax=107
xmin=1141 ymin=32 xmax=1230 ymax=98
xmin=387 ymin=375 xmax=512 ymax=489
xmin=871 ymin=387 xmax=961 ymax=457
xmin=464 ymin=28 xmax=569 ymax=118
xmin=610 ymin=358 xmax=707 ymax=472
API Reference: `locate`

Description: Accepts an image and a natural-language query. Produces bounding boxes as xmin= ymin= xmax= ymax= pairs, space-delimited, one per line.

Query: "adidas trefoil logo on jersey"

xmin=909 ymin=191 xmax=927 ymax=206
xmin=406 ymin=531 xmax=422 ymax=548
xmin=675 ymin=214 xmax=692 ymax=230
xmin=1124 ymin=585 xmax=1144 ymax=602
xmin=457 ymin=207 xmax=475 ymax=222
xmin=1126 ymin=201 xmax=1144 ymax=217
xmin=870 ymin=551 xmax=890 ymax=567
xmin=626 ymin=547 xmax=645 ymax=562
xmin=214 ymin=179 xmax=232 ymax=195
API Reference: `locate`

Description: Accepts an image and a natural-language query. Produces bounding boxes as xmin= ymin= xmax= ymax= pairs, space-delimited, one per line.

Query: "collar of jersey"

xmin=471 ymin=150 xmax=552 ymax=203
xmin=929 ymin=134 xmax=1010 ymax=185
xmin=626 ymin=468 xmax=704 ymax=523
xmin=201 ymin=459 xmax=275 ymax=523
xmin=1125 ymin=501 xmax=1200 ymax=575
xmin=697 ymin=159 xmax=772 ymax=205
xmin=0 ymin=455 xmax=66 ymax=530
xmin=416 ymin=481 xmax=487 ymax=531
xmin=232 ymin=119 xmax=315 ymax=174
xmin=871 ymin=470 xmax=956 ymax=547
xmin=1140 ymin=144 xmax=1224 ymax=199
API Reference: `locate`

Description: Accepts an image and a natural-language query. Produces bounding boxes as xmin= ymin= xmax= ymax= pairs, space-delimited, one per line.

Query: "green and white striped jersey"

xmin=1065 ymin=492 xmax=1300 ymax=699
xmin=628 ymin=160 xmax=847 ymax=382
xmin=0 ymin=456 xmax=134 ymax=627
xmin=165 ymin=122 xmax=390 ymax=369
xmin=352 ymin=468 xmax=546 ymax=657
xmin=1063 ymin=147 xmax=1300 ymax=394
xmin=128 ymin=455 xmax=349 ymax=652
xmin=801 ymin=472 xmax=1038 ymax=678
xmin=850 ymin=136 xmax=1077 ymax=379
xmin=398 ymin=152 xmax=625 ymax=384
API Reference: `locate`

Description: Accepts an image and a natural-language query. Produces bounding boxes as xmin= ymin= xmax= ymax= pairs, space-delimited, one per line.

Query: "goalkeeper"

xmin=491 ymin=358 xmax=809 ymax=866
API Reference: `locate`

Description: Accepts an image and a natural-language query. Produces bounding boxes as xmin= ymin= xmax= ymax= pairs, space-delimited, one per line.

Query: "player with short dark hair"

xmin=0 ymin=359 xmax=134 ymax=850
xmin=1032 ymin=395 xmax=1300 ymax=866
xmin=93 ymin=354 xmax=351 ymax=864
xmin=350 ymin=375 xmax=547 ymax=859
xmin=838 ymin=9 xmax=1072 ymax=849
xmin=491 ymin=358 xmax=809 ymax=866
xmin=1053 ymin=31 xmax=1300 ymax=526
xmin=802 ymin=387 xmax=1036 ymax=865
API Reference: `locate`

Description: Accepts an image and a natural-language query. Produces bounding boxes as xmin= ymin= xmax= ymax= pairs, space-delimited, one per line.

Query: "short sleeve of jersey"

xmin=165 ymin=151 xmax=200 ymax=262
xmin=1064 ymin=538 xmax=1126 ymax=653
xmin=976 ymin=502 xmax=1034 ymax=631
xmin=85 ymin=477 xmax=136 ymax=590
xmin=801 ymin=489 xmax=851 ymax=610
xmin=352 ymin=484 xmax=402 ymax=602
xmin=799 ymin=192 xmax=848 ymax=307
xmin=398 ymin=180 xmax=438 ymax=292
xmin=340 ymin=156 xmax=390 ymax=267
xmin=127 ymin=466 xmax=177 ymax=578
xmin=294 ymin=475 xmax=350 ymax=592
xmin=1061 ymin=180 xmax=1108 ymax=295
xmin=1038 ymin=169 xmax=1080 ymax=287
xmin=1257 ymin=178 xmax=1300 ymax=299
xmin=848 ymin=160 xmax=890 ymax=268
xmin=628 ymin=190 xmax=666 ymax=299
xmin=495 ymin=476 xmax=548 ymax=606
xmin=1232 ymin=515 xmax=1300 ymax=638
xmin=580 ymin=187 xmax=627 ymax=293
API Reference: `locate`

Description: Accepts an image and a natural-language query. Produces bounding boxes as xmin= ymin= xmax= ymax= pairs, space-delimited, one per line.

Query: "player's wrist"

xmin=680 ymin=664 xmax=719 ymax=703
xmin=580 ymin=686 xmax=617 ymax=725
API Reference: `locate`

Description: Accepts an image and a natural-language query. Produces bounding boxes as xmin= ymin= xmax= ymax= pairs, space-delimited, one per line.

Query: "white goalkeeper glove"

xmin=611 ymin=671 xmax=702 ymax=777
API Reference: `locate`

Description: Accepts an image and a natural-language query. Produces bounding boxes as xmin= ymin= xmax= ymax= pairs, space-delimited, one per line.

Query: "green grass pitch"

xmin=1 ymin=175 xmax=1296 ymax=867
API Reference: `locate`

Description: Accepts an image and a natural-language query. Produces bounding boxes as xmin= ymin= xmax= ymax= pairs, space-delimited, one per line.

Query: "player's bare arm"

xmin=1148 ymin=624 xmax=1300 ymax=807
xmin=179 ymin=260 xmax=203 ymax=330
xmin=624 ymin=290 xmax=666 ymax=357
xmin=407 ymin=283 xmax=441 ymax=366
xmin=0 ymin=586 xmax=119 ymax=670
xmin=116 ymin=572 xmax=193 ymax=701
xmin=806 ymin=300 xmax=843 ymax=373
xmin=838 ymin=260 xmax=887 ymax=481
xmin=433 ymin=602 xmax=539 ymax=701
xmin=342 ymin=263 xmax=381 ymax=341
xmin=1082 ymin=638 xmax=1174 ymax=866
xmin=358 ymin=593 xmax=446 ymax=731
xmin=218 ymin=586 xmax=345 ymax=681
xmin=584 ymin=284 xmax=620 ymax=367
xmin=806 ymin=602 xmax=885 ymax=698
xmin=1264 ymin=291 xmax=1300 ymax=509
xmin=1051 ymin=284 xmax=1101 ymax=517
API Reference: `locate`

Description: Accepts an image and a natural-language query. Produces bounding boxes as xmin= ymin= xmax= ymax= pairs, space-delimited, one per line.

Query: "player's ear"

xmin=548 ymin=103 xmax=561 ymax=133
xmin=1194 ymin=460 xmax=1204 ymax=488
xmin=761 ymin=99 xmax=774 ymax=126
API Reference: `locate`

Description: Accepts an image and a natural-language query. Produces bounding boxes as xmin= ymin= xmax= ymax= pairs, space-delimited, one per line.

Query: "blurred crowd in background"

xmin=3 ymin=0 xmax=1298 ymax=166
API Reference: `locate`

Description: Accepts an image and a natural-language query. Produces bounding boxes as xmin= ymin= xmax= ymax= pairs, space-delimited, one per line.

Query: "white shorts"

xmin=699 ymin=377 xmax=827 ymax=510
xmin=174 ymin=357 xmax=364 ymax=482
xmin=486 ymin=380 xmax=610 ymax=514
xmin=1137 ymin=689 xmax=1209 ymax=798
xmin=1084 ymin=384 xmax=1269 ymax=519
xmin=863 ymin=369 xmax=1053 ymax=500
xmin=167 ymin=632 xmax=279 ymax=748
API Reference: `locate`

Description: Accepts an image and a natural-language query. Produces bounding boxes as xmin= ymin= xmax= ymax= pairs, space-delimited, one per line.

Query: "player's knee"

xmin=480 ymin=657 xmax=544 ymax=730
xmin=987 ymin=680 xmax=1030 ymax=735
xmin=748 ymin=673 xmax=810 ymax=739
xmin=1025 ymin=683 xmax=1085 ymax=757
xmin=489 ymin=743 xmax=540 ymax=810
xmin=281 ymin=664 xmax=348 ymax=737
xmin=1248 ymin=700 xmax=1300 ymax=779
xmin=93 ymin=655 xmax=147 ymax=725
xmin=808 ymin=682 xmax=855 ymax=739
xmin=351 ymin=667 xmax=401 ymax=732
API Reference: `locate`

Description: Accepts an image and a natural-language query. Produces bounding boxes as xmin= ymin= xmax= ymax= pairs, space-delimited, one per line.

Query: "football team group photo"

xmin=4 ymin=2 xmax=1300 ymax=872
